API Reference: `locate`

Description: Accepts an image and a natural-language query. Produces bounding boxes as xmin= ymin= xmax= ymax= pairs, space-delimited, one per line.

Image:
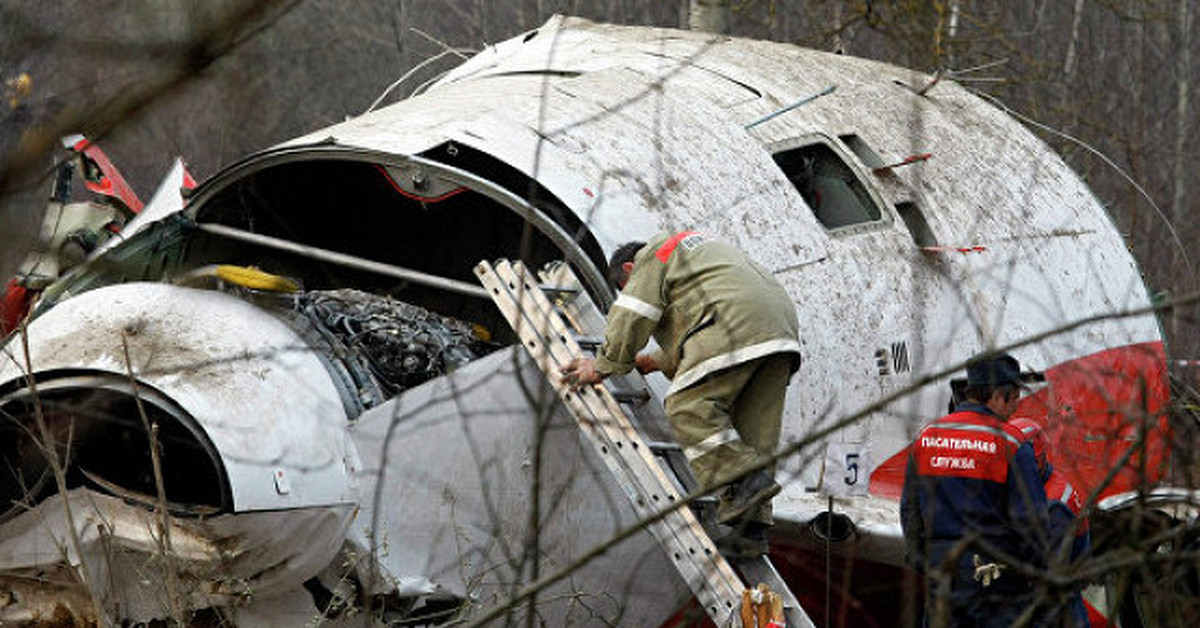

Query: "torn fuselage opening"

xmin=0 ymin=372 xmax=228 ymax=522
xmin=418 ymin=140 xmax=605 ymax=276
xmin=186 ymin=155 xmax=604 ymax=347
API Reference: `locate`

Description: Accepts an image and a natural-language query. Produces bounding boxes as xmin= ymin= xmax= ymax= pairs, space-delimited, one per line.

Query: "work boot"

xmin=717 ymin=470 xmax=781 ymax=525
xmin=715 ymin=521 xmax=770 ymax=559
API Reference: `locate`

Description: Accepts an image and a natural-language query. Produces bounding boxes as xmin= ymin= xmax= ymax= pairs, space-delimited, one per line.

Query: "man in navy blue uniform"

xmin=901 ymin=354 xmax=1050 ymax=627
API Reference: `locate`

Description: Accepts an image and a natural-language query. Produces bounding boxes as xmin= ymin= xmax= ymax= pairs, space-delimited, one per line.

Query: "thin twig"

xmin=947 ymin=57 xmax=1010 ymax=75
xmin=120 ymin=331 xmax=183 ymax=624
xmin=362 ymin=48 xmax=476 ymax=114
xmin=17 ymin=326 xmax=112 ymax=626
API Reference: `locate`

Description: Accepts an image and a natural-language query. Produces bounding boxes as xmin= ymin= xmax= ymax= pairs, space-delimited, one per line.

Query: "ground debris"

xmin=0 ymin=580 xmax=97 ymax=628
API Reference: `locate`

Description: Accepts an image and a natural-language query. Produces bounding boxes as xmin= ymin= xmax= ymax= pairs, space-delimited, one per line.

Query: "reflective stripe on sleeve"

xmin=614 ymin=293 xmax=663 ymax=321
xmin=684 ymin=428 xmax=743 ymax=461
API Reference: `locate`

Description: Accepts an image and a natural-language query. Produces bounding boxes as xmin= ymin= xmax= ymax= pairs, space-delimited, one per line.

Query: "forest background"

xmin=1 ymin=0 xmax=1197 ymax=357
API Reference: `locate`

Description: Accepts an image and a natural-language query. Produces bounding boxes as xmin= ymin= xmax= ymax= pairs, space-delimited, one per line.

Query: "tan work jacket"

xmin=594 ymin=231 xmax=801 ymax=396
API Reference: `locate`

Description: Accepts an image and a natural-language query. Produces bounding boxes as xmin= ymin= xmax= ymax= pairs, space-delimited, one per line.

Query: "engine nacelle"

xmin=0 ymin=282 xmax=357 ymax=518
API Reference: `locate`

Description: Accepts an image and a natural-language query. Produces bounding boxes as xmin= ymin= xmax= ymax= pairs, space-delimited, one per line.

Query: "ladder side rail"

xmin=480 ymin=261 xmax=739 ymax=575
xmin=476 ymin=260 xmax=745 ymax=625
xmin=495 ymin=261 xmax=698 ymax=511
xmin=538 ymin=263 xmax=675 ymax=447
xmin=536 ymin=264 xmax=703 ymax=492
xmin=499 ymin=262 xmax=645 ymax=447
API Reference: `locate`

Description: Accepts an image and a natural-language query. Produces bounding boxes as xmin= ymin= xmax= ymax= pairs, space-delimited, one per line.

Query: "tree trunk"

xmin=1172 ymin=0 xmax=1193 ymax=346
xmin=1063 ymin=0 xmax=1086 ymax=76
xmin=688 ymin=0 xmax=732 ymax=34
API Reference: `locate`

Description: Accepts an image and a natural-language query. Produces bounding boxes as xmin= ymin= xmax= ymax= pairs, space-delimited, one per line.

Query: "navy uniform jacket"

xmin=900 ymin=402 xmax=1050 ymax=587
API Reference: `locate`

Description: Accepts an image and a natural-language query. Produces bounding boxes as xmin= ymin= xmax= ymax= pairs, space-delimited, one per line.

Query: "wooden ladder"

xmin=475 ymin=258 xmax=815 ymax=628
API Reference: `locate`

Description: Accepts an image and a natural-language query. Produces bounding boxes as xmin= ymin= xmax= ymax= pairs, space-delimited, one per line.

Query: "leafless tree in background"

xmin=4 ymin=0 xmax=1195 ymax=351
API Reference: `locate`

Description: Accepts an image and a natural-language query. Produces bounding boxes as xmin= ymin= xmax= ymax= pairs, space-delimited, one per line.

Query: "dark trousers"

xmin=924 ymin=567 xmax=1042 ymax=628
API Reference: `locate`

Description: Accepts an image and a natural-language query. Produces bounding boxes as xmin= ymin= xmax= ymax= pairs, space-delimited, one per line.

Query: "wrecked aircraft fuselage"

xmin=0 ymin=14 xmax=1172 ymax=627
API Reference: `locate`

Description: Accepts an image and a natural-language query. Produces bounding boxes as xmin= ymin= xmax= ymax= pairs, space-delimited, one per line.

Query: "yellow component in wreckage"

xmin=214 ymin=265 xmax=300 ymax=293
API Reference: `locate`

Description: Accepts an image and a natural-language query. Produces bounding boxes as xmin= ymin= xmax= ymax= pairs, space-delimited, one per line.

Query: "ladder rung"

xmin=574 ymin=336 xmax=602 ymax=351
xmin=540 ymin=285 xmax=580 ymax=302
xmin=608 ymin=387 xmax=650 ymax=404
xmin=646 ymin=440 xmax=682 ymax=454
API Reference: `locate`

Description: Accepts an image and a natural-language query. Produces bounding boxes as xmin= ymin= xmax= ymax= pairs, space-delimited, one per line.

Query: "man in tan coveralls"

xmin=562 ymin=230 xmax=801 ymax=556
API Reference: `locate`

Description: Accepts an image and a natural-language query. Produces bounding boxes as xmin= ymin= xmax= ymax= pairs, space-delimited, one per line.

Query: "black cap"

xmin=967 ymin=354 xmax=1031 ymax=388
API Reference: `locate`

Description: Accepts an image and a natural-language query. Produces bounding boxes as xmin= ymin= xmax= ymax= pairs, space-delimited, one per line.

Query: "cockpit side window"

xmin=773 ymin=142 xmax=881 ymax=230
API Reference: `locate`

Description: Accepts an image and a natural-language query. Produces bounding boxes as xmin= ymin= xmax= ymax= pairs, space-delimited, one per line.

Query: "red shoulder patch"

xmin=655 ymin=230 xmax=701 ymax=263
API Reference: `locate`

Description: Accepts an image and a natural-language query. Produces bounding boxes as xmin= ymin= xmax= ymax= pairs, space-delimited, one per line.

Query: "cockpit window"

xmin=773 ymin=142 xmax=882 ymax=230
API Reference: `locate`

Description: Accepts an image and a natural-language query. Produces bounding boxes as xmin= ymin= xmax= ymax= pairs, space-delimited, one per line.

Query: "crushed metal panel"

xmin=348 ymin=346 xmax=690 ymax=626
xmin=0 ymin=489 xmax=352 ymax=623
xmin=94 ymin=157 xmax=193 ymax=257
